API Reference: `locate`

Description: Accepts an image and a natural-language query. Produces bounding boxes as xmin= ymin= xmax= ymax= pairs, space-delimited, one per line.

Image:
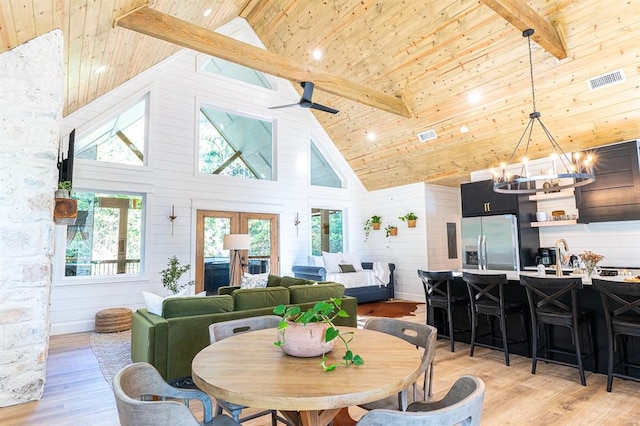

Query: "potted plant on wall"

xmin=160 ymin=255 xmax=194 ymax=294
xmin=274 ymin=298 xmax=364 ymax=371
xmin=363 ymin=215 xmax=382 ymax=242
xmin=54 ymin=181 xmax=77 ymax=225
xmin=399 ymin=212 xmax=418 ymax=228
xmin=385 ymin=224 xmax=398 ymax=237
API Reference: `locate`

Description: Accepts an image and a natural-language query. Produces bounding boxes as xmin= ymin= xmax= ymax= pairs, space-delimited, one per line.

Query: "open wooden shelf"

xmin=531 ymin=219 xmax=578 ymax=227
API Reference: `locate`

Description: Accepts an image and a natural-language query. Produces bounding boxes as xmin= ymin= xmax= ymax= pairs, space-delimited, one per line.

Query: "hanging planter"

xmin=399 ymin=212 xmax=418 ymax=228
xmin=54 ymin=181 xmax=76 ymax=225
xmin=385 ymin=225 xmax=398 ymax=237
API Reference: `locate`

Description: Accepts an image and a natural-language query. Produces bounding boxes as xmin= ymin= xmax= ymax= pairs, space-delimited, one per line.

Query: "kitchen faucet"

xmin=555 ymin=239 xmax=569 ymax=277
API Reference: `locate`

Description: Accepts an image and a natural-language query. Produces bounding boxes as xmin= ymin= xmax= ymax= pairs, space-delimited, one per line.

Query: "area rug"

xmin=90 ymin=329 xmax=132 ymax=386
xmin=357 ymin=300 xmax=424 ymax=328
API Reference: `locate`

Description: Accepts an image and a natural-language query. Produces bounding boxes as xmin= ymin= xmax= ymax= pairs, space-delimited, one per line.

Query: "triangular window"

xmin=201 ymin=57 xmax=272 ymax=89
xmin=199 ymin=107 xmax=273 ymax=180
xmin=75 ymin=94 xmax=148 ymax=166
xmin=310 ymin=139 xmax=342 ymax=188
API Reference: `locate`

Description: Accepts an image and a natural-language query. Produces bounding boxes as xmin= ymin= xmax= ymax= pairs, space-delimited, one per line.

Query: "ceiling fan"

xmin=269 ymin=81 xmax=339 ymax=114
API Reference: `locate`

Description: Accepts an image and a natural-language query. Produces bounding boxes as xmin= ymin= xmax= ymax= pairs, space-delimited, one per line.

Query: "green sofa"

xmin=131 ymin=276 xmax=357 ymax=381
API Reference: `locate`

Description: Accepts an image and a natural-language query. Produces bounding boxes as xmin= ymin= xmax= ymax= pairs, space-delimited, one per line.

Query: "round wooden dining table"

xmin=192 ymin=327 xmax=422 ymax=426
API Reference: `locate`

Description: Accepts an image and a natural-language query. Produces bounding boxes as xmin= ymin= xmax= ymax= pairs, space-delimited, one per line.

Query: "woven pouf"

xmin=95 ymin=308 xmax=132 ymax=333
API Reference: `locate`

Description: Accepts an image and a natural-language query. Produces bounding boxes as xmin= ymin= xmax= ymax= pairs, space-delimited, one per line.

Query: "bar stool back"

xmin=591 ymin=278 xmax=640 ymax=391
xmin=418 ymin=270 xmax=469 ymax=352
xmin=463 ymin=272 xmax=528 ymax=366
xmin=519 ymin=275 xmax=595 ymax=386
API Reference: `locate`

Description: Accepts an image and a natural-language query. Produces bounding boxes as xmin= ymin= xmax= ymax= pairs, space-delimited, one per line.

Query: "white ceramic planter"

xmin=277 ymin=322 xmax=335 ymax=357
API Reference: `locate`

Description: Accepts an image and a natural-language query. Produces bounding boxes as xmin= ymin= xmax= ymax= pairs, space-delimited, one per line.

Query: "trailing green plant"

xmin=58 ymin=181 xmax=72 ymax=191
xmin=364 ymin=215 xmax=382 ymax=242
xmin=273 ymin=298 xmax=364 ymax=371
xmin=385 ymin=224 xmax=397 ymax=237
xmin=399 ymin=212 xmax=417 ymax=221
xmin=160 ymin=256 xmax=194 ymax=294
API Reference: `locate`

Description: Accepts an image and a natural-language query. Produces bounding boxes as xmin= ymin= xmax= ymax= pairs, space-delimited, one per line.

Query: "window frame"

xmin=73 ymin=89 xmax=152 ymax=170
xmin=195 ymin=100 xmax=277 ymax=182
xmin=54 ymin=189 xmax=148 ymax=285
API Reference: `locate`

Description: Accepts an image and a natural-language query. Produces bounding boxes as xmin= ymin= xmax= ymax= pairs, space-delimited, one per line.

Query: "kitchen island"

xmin=437 ymin=269 xmax=640 ymax=381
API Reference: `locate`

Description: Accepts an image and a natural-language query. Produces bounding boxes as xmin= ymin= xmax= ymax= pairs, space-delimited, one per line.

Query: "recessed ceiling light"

xmin=367 ymin=132 xmax=376 ymax=141
xmin=94 ymin=65 xmax=107 ymax=74
xmin=203 ymin=8 xmax=213 ymax=17
xmin=460 ymin=125 xmax=469 ymax=133
xmin=312 ymin=48 xmax=323 ymax=60
xmin=468 ymin=91 xmax=481 ymax=104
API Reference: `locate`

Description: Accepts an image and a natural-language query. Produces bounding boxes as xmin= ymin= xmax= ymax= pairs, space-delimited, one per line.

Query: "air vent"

xmin=417 ymin=129 xmax=437 ymax=142
xmin=587 ymin=69 xmax=626 ymax=91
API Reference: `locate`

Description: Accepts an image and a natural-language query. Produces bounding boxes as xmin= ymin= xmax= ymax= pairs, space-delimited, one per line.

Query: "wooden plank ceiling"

xmin=1 ymin=0 xmax=638 ymax=190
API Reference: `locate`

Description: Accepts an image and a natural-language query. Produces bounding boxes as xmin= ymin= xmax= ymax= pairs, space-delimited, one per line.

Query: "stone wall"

xmin=0 ymin=30 xmax=63 ymax=407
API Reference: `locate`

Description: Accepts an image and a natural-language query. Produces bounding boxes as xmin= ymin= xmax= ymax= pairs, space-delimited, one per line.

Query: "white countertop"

xmin=455 ymin=269 xmax=638 ymax=285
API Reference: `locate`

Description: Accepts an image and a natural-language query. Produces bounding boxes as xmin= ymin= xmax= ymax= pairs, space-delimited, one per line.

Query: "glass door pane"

xmin=203 ymin=217 xmax=231 ymax=294
xmin=247 ymin=218 xmax=271 ymax=274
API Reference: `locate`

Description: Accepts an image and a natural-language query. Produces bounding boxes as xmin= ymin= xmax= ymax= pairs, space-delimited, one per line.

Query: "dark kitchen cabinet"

xmin=575 ymin=140 xmax=640 ymax=223
xmin=461 ymin=179 xmax=518 ymax=217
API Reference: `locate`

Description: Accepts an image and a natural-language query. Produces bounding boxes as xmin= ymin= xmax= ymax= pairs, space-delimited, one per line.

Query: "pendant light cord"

xmin=527 ymin=32 xmax=537 ymax=113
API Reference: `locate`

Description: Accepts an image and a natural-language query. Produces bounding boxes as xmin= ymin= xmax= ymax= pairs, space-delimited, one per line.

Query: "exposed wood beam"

xmin=115 ymin=6 xmax=412 ymax=118
xmin=480 ymin=0 xmax=567 ymax=59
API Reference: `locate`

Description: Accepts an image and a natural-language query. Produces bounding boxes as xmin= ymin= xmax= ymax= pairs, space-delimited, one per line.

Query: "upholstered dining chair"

xmin=209 ymin=315 xmax=287 ymax=425
xmin=359 ymin=317 xmax=437 ymax=412
xmin=112 ymin=362 xmax=240 ymax=426
xmin=356 ymin=375 xmax=485 ymax=426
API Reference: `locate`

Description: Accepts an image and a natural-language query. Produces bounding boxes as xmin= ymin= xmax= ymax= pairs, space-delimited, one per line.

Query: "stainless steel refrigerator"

xmin=461 ymin=214 xmax=520 ymax=270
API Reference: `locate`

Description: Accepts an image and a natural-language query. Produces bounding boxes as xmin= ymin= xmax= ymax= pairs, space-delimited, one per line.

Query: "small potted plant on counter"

xmin=399 ymin=212 xmax=418 ymax=228
xmin=274 ymin=298 xmax=364 ymax=371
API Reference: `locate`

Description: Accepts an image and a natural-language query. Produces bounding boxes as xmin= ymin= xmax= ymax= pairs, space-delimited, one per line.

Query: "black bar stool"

xmin=463 ymin=272 xmax=529 ymax=366
xmin=417 ymin=270 xmax=469 ymax=352
xmin=520 ymin=275 xmax=596 ymax=386
xmin=592 ymin=278 xmax=640 ymax=392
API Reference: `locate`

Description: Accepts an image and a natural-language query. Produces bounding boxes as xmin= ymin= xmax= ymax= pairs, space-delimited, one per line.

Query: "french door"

xmin=195 ymin=211 xmax=279 ymax=294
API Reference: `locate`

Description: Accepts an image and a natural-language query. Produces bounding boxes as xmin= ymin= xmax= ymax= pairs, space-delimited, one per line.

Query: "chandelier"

xmin=492 ymin=29 xmax=595 ymax=194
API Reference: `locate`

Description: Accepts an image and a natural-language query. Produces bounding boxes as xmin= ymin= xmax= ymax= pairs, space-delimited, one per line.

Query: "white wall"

xmin=0 ymin=30 xmax=63 ymax=407
xmin=51 ymin=19 xmax=369 ymax=335
xmin=359 ymin=183 xmax=428 ymax=301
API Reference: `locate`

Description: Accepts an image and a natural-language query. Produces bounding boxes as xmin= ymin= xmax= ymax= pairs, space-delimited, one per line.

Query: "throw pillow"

xmin=342 ymin=253 xmax=364 ymax=271
xmin=241 ymin=272 xmax=268 ymax=289
xmin=143 ymin=287 xmax=188 ymax=316
xmin=322 ymin=251 xmax=343 ymax=273
xmin=339 ymin=264 xmax=357 ymax=273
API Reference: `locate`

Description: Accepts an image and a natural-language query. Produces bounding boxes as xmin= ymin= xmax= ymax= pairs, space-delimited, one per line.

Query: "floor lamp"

xmin=223 ymin=234 xmax=250 ymax=285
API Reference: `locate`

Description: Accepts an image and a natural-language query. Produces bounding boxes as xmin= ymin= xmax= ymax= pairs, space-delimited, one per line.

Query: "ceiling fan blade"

xmin=301 ymin=81 xmax=314 ymax=102
xmin=310 ymin=103 xmax=339 ymax=114
xmin=268 ymin=102 xmax=300 ymax=110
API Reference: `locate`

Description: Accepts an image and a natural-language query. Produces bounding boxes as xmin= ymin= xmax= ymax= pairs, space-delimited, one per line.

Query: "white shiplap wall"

xmin=51 ymin=18 xmax=369 ymax=335
xmin=425 ymin=184 xmax=462 ymax=271
xmin=359 ymin=183 xmax=428 ymax=302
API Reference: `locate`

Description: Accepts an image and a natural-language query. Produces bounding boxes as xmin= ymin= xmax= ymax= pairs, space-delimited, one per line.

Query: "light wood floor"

xmin=1 ymin=304 xmax=639 ymax=425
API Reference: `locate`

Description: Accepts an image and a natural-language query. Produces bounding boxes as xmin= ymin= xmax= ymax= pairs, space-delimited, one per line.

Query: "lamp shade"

xmin=223 ymin=234 xmax=250 ymax=250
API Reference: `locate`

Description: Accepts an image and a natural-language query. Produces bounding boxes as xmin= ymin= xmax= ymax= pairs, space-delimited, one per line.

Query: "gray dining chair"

xmin=359 ymin=317 xmax=437 ymax=412
xmin=112 ymin=362 xmax=240 ymax=426
xmin=208 ymin=315 xmax=287 ymax=425
xmin=356 ymin=374 xmax=485 ymax=426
